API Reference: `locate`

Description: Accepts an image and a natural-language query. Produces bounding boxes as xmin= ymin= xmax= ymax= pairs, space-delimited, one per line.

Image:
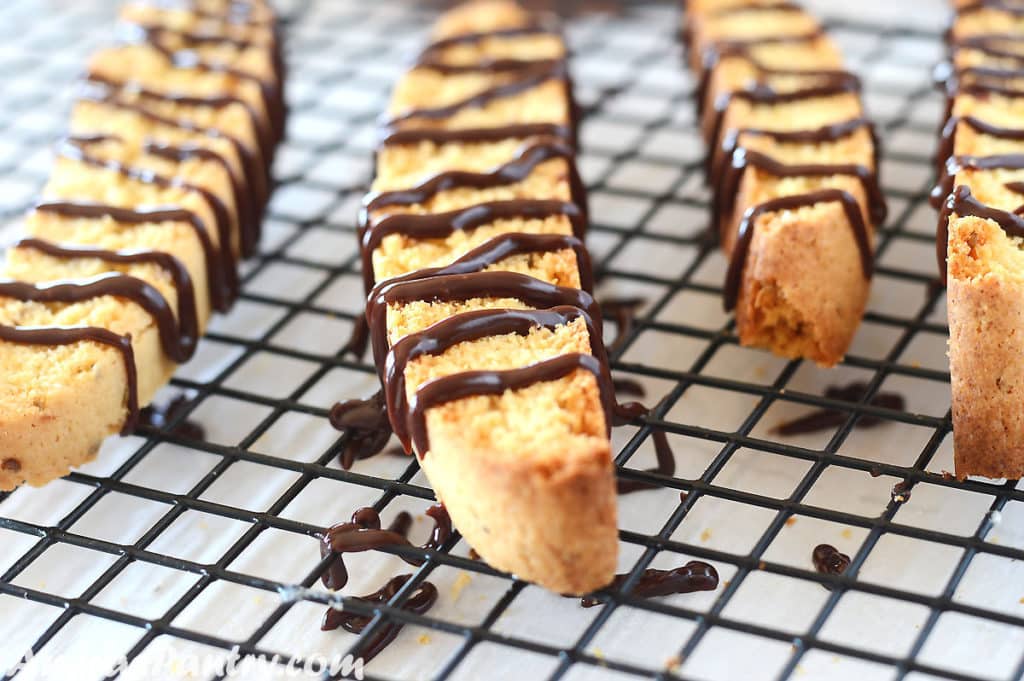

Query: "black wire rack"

xmin=2 ymin=1 xmax=1022 ymax=680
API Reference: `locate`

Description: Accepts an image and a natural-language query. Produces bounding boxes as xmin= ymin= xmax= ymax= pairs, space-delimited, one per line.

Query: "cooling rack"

xmin=2 ymin=1 xmax=1021 ymax=680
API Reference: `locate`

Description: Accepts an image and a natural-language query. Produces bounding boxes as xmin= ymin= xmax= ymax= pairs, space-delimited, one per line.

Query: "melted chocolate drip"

xmin=319 ymin=504 xmax=452 ymax=590
xmin=724 ymin=189 xmax=873 ymax=311
xmin=85 ymin=72 xmax=275 ymax=172
xmin=329 ymin=391 xmax=394 ymax=470
xmin=580 ymin=561 xmax=718 ymax=607
xmin=772 ymin=382 xmax=906 ymax=436
xmin=138 ymin=394 xmax=205 ymax=440
xmin=0 ymin=325 xmax=139 ymax=433
xmin=616 ymin=430 xmax=676 ymax=495
xmin=320 ymin=574 xmax=439 ymax=662
xmin=600 ymin=296 xmax=646 ymax=356
xmin=812 ymin=544 xmax=851 ymax=577
xmin=611 ymin=377 xmax=646 ymax=398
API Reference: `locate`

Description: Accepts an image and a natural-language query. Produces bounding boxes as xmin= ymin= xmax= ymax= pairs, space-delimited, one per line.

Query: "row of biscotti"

xmin=0 ymin=0 xmax=283 ymax=491
xmin=683 ymin=0 xmax=885 ymax=367
xmin=933 ymin=1 xmax=1024 ymax=480
xmin=352 ymin=1 xmax=618 ymax=596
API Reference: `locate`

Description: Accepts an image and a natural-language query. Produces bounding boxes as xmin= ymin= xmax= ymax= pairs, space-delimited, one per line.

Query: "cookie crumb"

xmin=451 ymin=571 xmax=473 ymax=600
xmin=785 ymin=517 xmax=797 ymax=527
xmin=418 ymin=634 xmax=432 ymax=645
xmin=840 ymin=528 xmax=853 ymax=540
xmin=665 ymin=655 xmax=681 ymax=671
xmin=700 ymin=529 xmax=712 ymax=542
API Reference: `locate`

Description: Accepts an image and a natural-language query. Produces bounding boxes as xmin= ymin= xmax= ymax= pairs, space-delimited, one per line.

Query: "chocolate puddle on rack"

xmin=772 ymin=382 xmax=905 ymax=436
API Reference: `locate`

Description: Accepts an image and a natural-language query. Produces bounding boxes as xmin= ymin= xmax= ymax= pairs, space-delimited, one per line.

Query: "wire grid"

xmin=0 ymin=1 xmax=1020 ymax=680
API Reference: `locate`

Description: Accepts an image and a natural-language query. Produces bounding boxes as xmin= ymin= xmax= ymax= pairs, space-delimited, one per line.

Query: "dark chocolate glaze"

xmin=419 ymin=24 xmax=559 ymax=54
xmin=773 ymin=382 xmax=905 ymax=436
xmin=1 ymin=459 xmax=21 ymax=473
xmin=365 ymin=231 xmax=594 ymax=297
xmin=359 ymin=200 xmax=585 ymax=291
xmin=580 ymin=561 xmax=718 ymax=607
xmin=724 ymin=189 xmax=873 ymax=311
xmin=0 ymin=324 xmax=139 ymax=433
xmin=58 ymin=137 xmax=238 ymax=309
xmin=319 ymin=504 xmax=452 ymax=591
xmin=617 ymin=429 xmax=676 ymax=495
xmin=320 ymin=574 xmax=438 ymax=661
xmin=139 ymin=393 xmax=205 ymax=440
xmin=0 ymin=272 xmax=193 ymax=363
xmin=14 ymin=237 xmax=198 ymax=363
xmin=812 ymin=544 xmax=851 ymax=577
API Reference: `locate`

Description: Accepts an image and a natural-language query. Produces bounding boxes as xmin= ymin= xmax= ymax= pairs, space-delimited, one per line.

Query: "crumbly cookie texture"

xmin=684 ymin=1 xmax=879 ymax=367
xmin=936 ymin=2 xmax=1024 ymax=479
xmin=364 ymin=1 xmax=616 ymax=594
xmin=0 ymin=1 xmax=280 ymax=491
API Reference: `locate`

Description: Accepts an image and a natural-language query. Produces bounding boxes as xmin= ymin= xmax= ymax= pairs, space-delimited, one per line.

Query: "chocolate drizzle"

xmin=366 ymin=268 xmax=602 ymax=379
xmin=359 ymin=200 xmax=585 ymax=291
xmin=139 ymin=393 xmax=205 ymax=440
xmin=580 ymin=561 xmax=719 ymax=607
xmin=716 ymin=147 xmax=887 ymax=233
xmin=319 ymin=505 xmax=452 ymax=591
xmin=600 ymin=296 xmax=646 ymax=356
xmin=363 ymin=139 xmax=587 ymax=224
xmin=13 ymin=238 xmax=199 ymax=363
xmin=724 ymin=189 xmax=873 ymax=311
xmin=58 ymin=138 xmax=239 ymax=310
xmin=0 ymin=272 xmax=194 ymax=363
xmin=689 ymin=37 xmax=876 ymax=310
xmin=320 ymin=575 xmax=438 ymax=661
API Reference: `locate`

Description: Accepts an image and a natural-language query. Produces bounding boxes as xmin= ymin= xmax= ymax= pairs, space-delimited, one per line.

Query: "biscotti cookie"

xmin=0 ymin=0 xmax=283 ymax=491
xmin=682 ymin=1 xmax=882 ymax=367
xmin=933 ymin=1 xmax=1024 ymax=479
xmin=350 ymin=1 xmax=617 ymax=595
